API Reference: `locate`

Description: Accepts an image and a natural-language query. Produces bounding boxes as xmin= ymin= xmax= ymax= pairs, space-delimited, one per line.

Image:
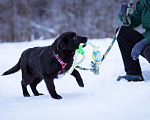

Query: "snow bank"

xmin=0 ymin=39 xmax=150 ymax=120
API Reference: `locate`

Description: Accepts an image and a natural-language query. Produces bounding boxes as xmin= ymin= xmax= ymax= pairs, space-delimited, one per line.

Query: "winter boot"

xmin=117 ymin=74 xmax=144 ymax=82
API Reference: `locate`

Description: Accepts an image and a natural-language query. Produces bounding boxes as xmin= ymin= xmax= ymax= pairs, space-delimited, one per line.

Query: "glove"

xmin=120 ymin=2 xmax=128 ymax=15
xmin=131 ymin=38 xmax=148 ymax=60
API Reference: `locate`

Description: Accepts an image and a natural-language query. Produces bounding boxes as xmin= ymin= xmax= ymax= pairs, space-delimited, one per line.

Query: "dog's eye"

xmin=73 ymin=35 xmax=77 ymax=40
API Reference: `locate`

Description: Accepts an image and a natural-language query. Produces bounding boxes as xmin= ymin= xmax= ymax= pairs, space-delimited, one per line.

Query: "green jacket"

xmin=119 ymin=0 xmax=150 ymax=44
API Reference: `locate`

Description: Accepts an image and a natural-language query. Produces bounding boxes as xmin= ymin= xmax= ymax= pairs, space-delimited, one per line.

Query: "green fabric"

xmin=118 ymin=0 xmax=150 ymax=44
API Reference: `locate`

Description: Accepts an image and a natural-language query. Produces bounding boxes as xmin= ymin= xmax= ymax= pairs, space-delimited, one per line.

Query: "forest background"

xmin=0 ymin=0 xmax=140 ymax=42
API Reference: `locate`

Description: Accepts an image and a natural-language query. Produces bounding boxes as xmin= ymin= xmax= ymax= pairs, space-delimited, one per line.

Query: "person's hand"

xmin=120 ymin=2 xmax=128 ymax=15
xmin=131 ymin=38 xmax=148 ymax=60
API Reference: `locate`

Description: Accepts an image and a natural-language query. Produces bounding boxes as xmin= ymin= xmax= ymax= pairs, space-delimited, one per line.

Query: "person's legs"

xmin=116 ymin=26 xmax=144 ymax=80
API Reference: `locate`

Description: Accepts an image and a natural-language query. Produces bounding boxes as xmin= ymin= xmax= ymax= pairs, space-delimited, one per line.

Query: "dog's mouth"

xmin=81 ymin=37 xmax=88 ymax=47
xmin=82 ymin=42 xmax=87 ymax=47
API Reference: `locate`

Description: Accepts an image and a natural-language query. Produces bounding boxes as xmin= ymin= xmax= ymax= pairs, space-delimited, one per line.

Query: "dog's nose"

xmin=83 ymin=37 xmax=88 ymax=40
xmin=82 ymin=37 xmax=88 ymax=43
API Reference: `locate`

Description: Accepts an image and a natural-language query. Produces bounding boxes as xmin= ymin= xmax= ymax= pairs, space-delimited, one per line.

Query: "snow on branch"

xmin=30 ymin=22 xmax=57 ymax=34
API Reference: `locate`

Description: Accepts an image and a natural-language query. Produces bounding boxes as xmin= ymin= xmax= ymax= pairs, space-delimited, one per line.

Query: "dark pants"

xmin=117 ymin=26 xmax=150 ymax=75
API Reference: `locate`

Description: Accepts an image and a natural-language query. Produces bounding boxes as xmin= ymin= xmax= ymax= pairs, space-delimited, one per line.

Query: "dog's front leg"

xmin=71 ymin=69 xmax=84 ymax=87
xmin=44 ymin=76 xmax=62 ymax=99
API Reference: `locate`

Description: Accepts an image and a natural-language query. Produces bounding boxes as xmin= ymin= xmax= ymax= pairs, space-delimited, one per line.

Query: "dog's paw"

xmin=39 ymin=93 xmax=44 ymax=95
xmin=52 ymin=95 xmax=62 ymax=99
xmin=35 ymin=93 xmax=44 ymax=96
xmin=79 ymin=83 xmax=84 ymax=87
xmin=23 ymin=93 xmax=30 ymax=97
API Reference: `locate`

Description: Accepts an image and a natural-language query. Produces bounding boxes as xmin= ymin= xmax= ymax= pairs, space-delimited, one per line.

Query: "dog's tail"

xmin=2 ymin=59 xmax=21 ymax=76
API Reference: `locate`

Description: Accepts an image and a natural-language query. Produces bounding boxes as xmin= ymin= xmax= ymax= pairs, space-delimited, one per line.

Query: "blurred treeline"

xmin=0 ymin=0 xmax=138 ymax=42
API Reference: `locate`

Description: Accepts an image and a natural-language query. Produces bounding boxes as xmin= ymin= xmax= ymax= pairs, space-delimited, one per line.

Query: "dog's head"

xmin=56 ymin=32 xmax=88 ymax=51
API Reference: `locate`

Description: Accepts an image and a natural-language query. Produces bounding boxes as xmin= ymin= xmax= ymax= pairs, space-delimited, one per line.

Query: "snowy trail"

xmin=0 ymin=39 xmax=150 ymax=120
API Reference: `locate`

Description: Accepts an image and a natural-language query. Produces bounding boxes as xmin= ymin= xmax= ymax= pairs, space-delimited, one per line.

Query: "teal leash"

xmin=101 ymin=3 xmax=133 ymax=62
xmin=75 ymin=3 xmax=133 ymax=74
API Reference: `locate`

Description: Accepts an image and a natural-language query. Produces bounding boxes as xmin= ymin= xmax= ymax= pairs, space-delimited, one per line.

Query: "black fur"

xmin=2 ymin=32 xmax=88 ymax=99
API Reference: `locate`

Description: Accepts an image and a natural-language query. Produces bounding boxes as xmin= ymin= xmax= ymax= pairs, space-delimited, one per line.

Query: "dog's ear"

xmin=58 ymin=37 xmax=68 ymax=50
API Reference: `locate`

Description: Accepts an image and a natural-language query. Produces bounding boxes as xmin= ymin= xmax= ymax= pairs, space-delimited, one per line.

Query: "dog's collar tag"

xmin=53 ymin=51 xmax=67 ymax=74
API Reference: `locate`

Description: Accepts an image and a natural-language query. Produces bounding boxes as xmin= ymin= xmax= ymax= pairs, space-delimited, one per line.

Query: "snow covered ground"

xmin=0 ymin=38 xmax=150 ymax=120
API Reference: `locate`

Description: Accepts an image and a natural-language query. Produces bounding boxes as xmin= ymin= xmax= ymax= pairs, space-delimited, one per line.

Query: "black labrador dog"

xmin=2 ymin=32 xmax=88 ymax=99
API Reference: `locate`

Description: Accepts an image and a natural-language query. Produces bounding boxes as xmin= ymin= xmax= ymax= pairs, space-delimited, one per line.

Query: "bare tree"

xmin=0 ymin=0 xmax=140 ymax=42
